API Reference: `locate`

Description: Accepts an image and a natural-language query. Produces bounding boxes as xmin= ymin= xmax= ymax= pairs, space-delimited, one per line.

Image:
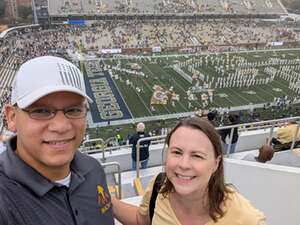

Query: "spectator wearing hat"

xmin=1 ymin=56 xmax=114 ymax=225
xmin=129 ymin=122 xmax=151 ymax=170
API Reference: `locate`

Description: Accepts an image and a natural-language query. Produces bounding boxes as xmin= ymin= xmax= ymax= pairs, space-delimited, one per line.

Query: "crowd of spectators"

xmin=49 ymin=20 xmax=300 ymax=51
xmin=0 ymin=27 xmax=75 ymax=67
xmin=0 ymin=17 xmax=300 ymax=132
xmin=1 ymin=19 xmax=299 ymax=71
xmin=48 ymin=0 xmax=286 ymax=15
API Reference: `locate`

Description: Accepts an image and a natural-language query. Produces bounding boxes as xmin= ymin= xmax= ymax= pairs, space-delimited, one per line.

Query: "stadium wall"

xmin=49 ymin=13 xmax=285 ymax=23
xmin=95 ymin=41 xmax=300 ymax=58
xmin=225 ymin=158 xmax=300 ymax=225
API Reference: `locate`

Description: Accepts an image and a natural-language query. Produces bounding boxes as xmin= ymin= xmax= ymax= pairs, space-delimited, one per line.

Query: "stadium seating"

xmin=48 ymin=0 xmax=287 ymax=16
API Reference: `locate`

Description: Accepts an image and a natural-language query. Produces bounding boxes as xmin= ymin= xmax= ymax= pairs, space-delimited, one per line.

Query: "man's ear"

xmin=4 ymin=105 xmax=17 ymax=133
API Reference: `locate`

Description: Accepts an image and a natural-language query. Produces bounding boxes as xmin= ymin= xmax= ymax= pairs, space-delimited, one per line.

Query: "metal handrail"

xmin=83 ymin=144 xmax=133 ymax=155
xmin=268 ymin=123 xmax=276 ymax=145
xmin=82 ymin=137 xmax=104 ymax=146
xmin=104 ymin=137 xmax=119 ymax=154
xmin=80 ymin=116 xmax=300 ymax=164
xmin=136 ymin=135 xmax=167 ymax=178
xmin=101 ymin=161 xmax=122 ymax=199
xmin=225 ymin=127 xmax=235 ymax=157
xmin=219 ymin=116 xmax=300 ymax=155
xmin=82 ymin=138 xmax=105 ymax=160
xmin=81 ymin=137 xmax=123 ymax=161
xmin=239 ymin=123 xmax=275 ymax=132
xmin=216 ymin=116 xmax=300 ymax=131
xmin=134 ymin=116 xmax=300 ymax=177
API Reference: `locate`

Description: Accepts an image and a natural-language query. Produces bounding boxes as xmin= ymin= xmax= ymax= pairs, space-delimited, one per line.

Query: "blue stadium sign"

xmin=63 ymin=20 xmax=86 ymax=25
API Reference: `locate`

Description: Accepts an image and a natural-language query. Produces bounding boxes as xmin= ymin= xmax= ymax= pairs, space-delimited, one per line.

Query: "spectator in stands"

xmin=0 ymin=56 xmax=114 ymax=224
xmin=116 ymin=127 xmax=124 ymax=145
xmin=271 ymin=121 xmax=300 ymax=148
xmin=206 ymin=110 xmax=218 ymax=127
xmin=220 ymin=114 xmax=240 ymax=154
xmin=112 ymin=117 xmax=266 ymax=225
xmin=129 ymin=122 xmax=151 ymax=170
xmin=243 ymin=144 xmax=274 ymax=163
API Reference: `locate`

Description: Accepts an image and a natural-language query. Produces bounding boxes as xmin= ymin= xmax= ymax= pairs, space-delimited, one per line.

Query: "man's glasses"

xmin=21 ymin=105 xmax=88 ymax=120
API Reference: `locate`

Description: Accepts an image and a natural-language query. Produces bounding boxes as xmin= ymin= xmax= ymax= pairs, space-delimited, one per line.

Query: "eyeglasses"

xmin=21 ymin=105 xmax=88 ymax=120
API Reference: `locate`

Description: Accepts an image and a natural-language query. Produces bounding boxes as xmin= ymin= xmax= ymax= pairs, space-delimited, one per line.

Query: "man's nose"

xmin=48 ymin=111 xmax=72 ymax=132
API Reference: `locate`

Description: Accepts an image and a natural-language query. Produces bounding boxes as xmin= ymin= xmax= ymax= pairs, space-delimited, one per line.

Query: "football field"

xmin=83 ymin=49 xmax=300 ymax=124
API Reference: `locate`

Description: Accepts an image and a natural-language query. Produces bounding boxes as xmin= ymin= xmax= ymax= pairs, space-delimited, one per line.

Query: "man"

xmin=0 ymin=56 xmax=114 ymax=225
xmin=129 ymin=122 xmax=151 ymax=170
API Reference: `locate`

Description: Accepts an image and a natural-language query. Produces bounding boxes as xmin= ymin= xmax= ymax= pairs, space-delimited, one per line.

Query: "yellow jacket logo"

xmin=97 ymin=185 xmax=111 ymax=214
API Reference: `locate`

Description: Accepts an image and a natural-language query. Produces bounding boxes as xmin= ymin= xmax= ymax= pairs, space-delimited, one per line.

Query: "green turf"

xmin=99 ymin=49 xmax=300 ymax=118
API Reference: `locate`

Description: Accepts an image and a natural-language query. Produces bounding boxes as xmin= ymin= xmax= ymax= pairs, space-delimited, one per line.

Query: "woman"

xmin=113 ymin=117 xmax=266 ymax=225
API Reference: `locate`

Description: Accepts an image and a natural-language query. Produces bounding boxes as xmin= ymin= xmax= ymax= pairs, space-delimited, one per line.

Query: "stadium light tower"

xmin=7 ymin=0 xmax=18 ymax=21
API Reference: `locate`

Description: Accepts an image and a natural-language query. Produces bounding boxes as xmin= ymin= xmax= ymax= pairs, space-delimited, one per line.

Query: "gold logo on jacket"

xmin=97 ymin=185 xmax=111 ymax=214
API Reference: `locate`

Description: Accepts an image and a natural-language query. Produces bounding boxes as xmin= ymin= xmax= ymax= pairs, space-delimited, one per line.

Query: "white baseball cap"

xmin=11 ymin=56 xmax=93 ymax=108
